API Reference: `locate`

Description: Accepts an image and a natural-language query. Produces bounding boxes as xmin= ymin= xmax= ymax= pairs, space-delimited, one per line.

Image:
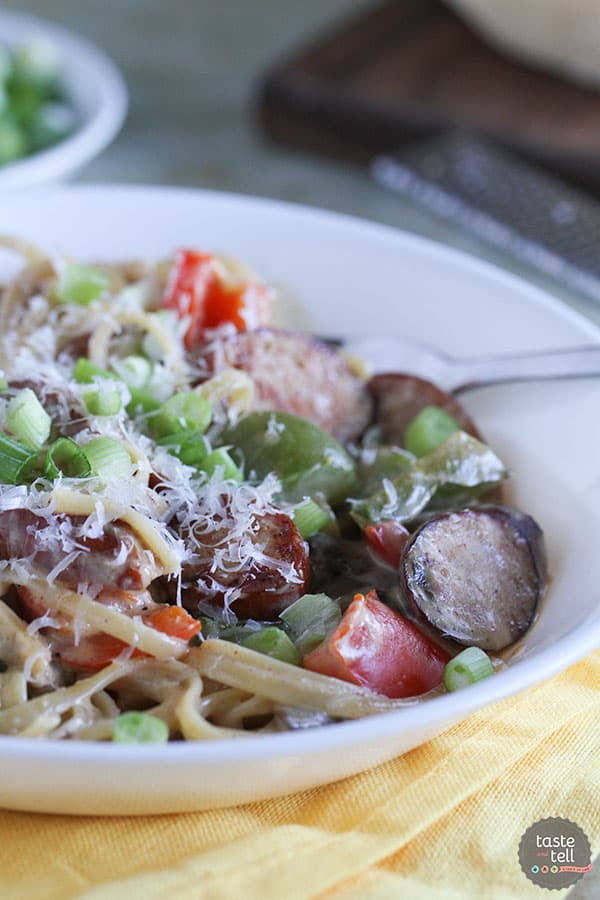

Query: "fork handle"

xmin=455 ymin=345 xmax=600 ymax=393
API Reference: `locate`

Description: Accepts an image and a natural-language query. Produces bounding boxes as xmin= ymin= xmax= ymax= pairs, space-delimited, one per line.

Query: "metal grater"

xmin=372 ymin=132 xmax=600 ymax=303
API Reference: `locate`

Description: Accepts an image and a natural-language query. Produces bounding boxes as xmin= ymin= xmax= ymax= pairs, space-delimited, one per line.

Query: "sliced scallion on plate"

xmin=82 ymin=436 xmax=132 ymax=479
xmin=5 ymin=388 xmax=51 ymax=449
xmin=43 ymin=437 xmax=91 ymax=480
xmin=112 ymin=712 xmax=169 ymax=744
xmin=443 ymin=647 xmax=495 ymax=692
xmin=0 ymin=432 xmax=38 ymax=484
xmin=56 ymin=263 xmax=110 ymax=306
xmin=292 ymin=498 xmax=330 ymax=539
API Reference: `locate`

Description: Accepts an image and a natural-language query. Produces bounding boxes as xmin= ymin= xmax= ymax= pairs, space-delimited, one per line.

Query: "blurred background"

xmin=3 ymin=0 xmax=600 ymax=334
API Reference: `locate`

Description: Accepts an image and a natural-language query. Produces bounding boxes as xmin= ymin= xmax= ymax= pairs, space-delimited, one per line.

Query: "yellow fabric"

xmin=1 ymin=651 xmax=598 ymax=900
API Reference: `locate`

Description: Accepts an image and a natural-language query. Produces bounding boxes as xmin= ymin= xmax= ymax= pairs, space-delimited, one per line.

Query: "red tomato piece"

xmin=19 ymin=582 xmax=201 ymax=672
xmin=59 ymin=633 xmax=146 ymax=672
xmin=162 ymin=248 xmax=271 ymax=347
xmin=364 ymin=521 xmax=410 ymax=568
xmin=59 ymin=607 xmax=201 ymax=671
xmin=147 ymin=605 xmax=201 ymax=641
xmin=303 ymin=590 xmax=449 ymax=698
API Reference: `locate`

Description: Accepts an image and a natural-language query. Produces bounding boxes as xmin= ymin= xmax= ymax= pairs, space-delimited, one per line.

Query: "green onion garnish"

xmin=280 ymin=593 xmax=341 ymax=656
xmin=29 ymin=102 xmax=76 ymax=153
xmin=0 ymin=376 xmax=8 ymax=393
xmin=126 ymin=386 xmax=162 ymax=416
xmin=55 ymin=263 xmax=111 ymax=306
xmin=150 ymin=391 xmax=212 ymax=438
xmin=73 ymin=358 xmax=113 ymax=384
xmin=5 ymin=388 xmax=51 ymax=449
xmin=443 ymin=647 xmax=495 ymax=692
xmin=292 ymin=498 xmax=330 ymax=539
xmin=142 ymin=310 xmax=178 ymax=360
xmin=199 ymin=447 xmax=243 ymax=482
xmin=0 ymin=433 xmax=38 ymax=484
xmin=0 ymin=120 xmax=26 ymax=165
xmin=112 ymin=711 xmax=169 ymax=744
xmin=112 ymin=355 xmax=152 ymax=389
xmin=157 ymin=430 xmax=209 ymax=467
xmin=0 ymin=47 xmax=10 ymax=81
xmin=241 ymin=627 xmax=301 ymax=665
xmin=82 ymin=437 xmax=132 ymax=479
xmin=199 ymin=618 xmax=263 ymax=643
xmin=43 ymin=438 xmax=91 ymax=480
xmin=404 ymin=405 xmax=460 ymax=458
xmin=13 ymin=37 xmax=60 ymax=84
xmin=83 ymin=386 xmax=122 ymax=417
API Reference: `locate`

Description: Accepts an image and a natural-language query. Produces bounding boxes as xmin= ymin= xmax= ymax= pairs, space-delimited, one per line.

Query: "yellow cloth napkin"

xmin=1 ymin=651 xmax=598 ymax=900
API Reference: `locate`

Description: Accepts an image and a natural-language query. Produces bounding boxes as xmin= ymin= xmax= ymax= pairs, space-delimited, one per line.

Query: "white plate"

xmin=0 ymin=185 xmax=599 ymax=815
xmin=0 ymin=11 xmax=127 ymax=189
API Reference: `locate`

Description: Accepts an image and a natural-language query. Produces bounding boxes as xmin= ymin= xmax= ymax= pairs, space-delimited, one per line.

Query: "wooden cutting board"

xmin=258 ymin=0 xmax=600 ymax=190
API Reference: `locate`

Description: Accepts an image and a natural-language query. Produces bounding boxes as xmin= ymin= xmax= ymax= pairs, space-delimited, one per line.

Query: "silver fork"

xmin=342 ymin=336 xmax=600 ymax=394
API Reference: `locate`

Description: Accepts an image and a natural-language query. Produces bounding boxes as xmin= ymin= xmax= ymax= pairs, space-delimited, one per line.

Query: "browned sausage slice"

xmin=0 ymin=509 xmax=164 ymax=592
xmin=368 ymin=373 xmax=481 ymax=447
xmin=401 ymin=506 xmax=547 ymax=651
xmin=175 ymin=509 xmax=310 ymax=619
xmin=194 ymin=329 xmax=372 ymax=443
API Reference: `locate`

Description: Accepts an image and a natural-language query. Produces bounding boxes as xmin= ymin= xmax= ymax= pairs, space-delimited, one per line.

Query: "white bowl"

xmin=0 ymin=11 xmax=127 ymax=189
xmin=0 ymin=185 xmax=598 ymax=815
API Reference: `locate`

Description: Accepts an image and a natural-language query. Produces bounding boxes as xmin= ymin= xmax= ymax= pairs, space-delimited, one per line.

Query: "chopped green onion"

xmin=199 ymin=447 xmax=243 ymax=482
xmin=42 ymin=437 xmax=91 ymax=480
xmin=292 ymin=498 xmax=330 ymax=539
xmin=150 ymin=391 xmax=212 ymax=438
xmin=13 ymin=38 xmax=60 ymax=85
xmin=55 ymin=263 xmax=111 ymax=306
xmin=142 ymin=310 xmax=178 ymax=360
xmin=112 ymin=711 xmax=169 ymax=744
xmin=280 ymin=593 xmax=341 ymax=656
xmin=241 ymin=627 xmax=301 ymax=665
xmin=82 ymin=437 xmax=132 ymax=479
xmin=443 ymin=647 xmax=495 ymax=692
xmin=5 ymin=77 xmax=43 ymax=127
xmin=0 ymin=376 xmax=8 ymax=392
xmin=83 ymin=386 xmax=122 ymax=417
xmin=5 ymin=388 xmax=51 ymax=449
xmin=126 ymin=386 xmax=162 ymax=416
xmin=0 ymin=47 xmax=11 ymax=82
xmin=0 ymin=433 xmax=38 ymax=484
xmin=404 ymin=405 xmax=460 ymax=458
xmin=157 ymin=430 xmax=209 ymax=467
xmin=200 ymin=618 xmax=263 ymax=643
xmin=29 ymin=102 xmax=76 ymax=152
xmin=0 ymin=119 xmax=26 ymax=165
xmin=112 ymin=355 xmax=152 ymax=389
xmin=73 ymin=358 xmax=113 ymax=384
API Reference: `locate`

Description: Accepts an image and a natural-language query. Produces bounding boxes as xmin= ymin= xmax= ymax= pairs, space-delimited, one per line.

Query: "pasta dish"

xmin=0 ymin=237 xmax=547 ymax=743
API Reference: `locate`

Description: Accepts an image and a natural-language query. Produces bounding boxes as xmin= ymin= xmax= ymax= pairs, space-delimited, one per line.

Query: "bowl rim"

xmin=0 ymin=10 xmax=127 ymax=189
xmin=0 ymin=183 xmax=598 ymax=767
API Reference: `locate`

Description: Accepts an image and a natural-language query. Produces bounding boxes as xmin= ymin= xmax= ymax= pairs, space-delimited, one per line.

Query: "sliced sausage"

xmin=401 ymin=506 xmax=547 ymax=651
xmin=193 ymin=329 xmax=372 ymax=443
xmin=0 ymin=509 xmax=164 ymax=592
xmin=174 ymin=509 xmax=310 ymax=619
xmin=368 ymin=373 xmax=481 ymax=447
